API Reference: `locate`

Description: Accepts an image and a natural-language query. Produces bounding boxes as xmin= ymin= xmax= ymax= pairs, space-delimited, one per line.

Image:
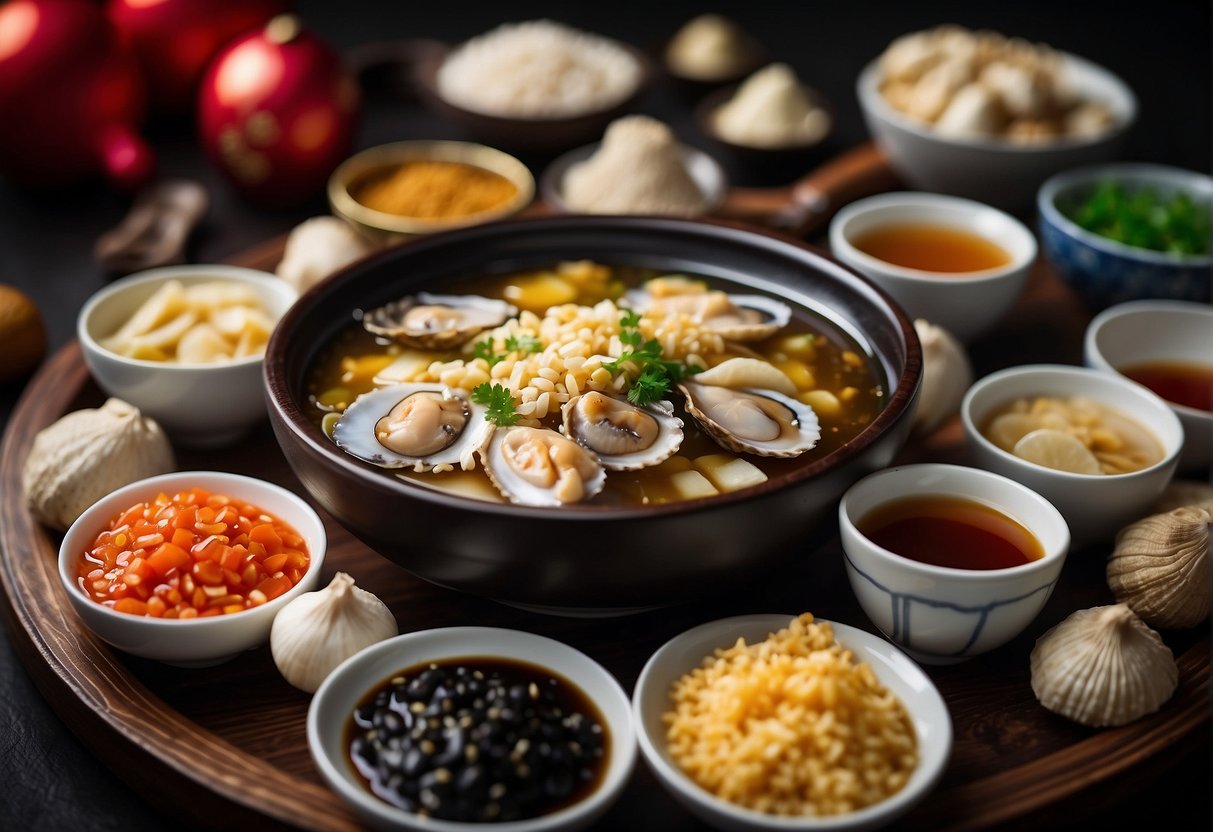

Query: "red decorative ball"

xmin=108 ymin=0 xmax=289 ymax=115
xmin=197 ymin=15 xmax=360 ymax=206
xmin=0 ymin=0 xmax=154 ymax=190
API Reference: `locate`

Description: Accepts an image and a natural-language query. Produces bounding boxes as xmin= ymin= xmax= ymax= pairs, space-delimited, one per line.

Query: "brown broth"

xmin=1120 ymin=360 xmax=1213 ymax=413
xmin=305 ymin=265 xmax=887 ymax=506
xmin=851 ymin=223 xmax=1012 ymax=273
xmin=857 ymin=495 xmax=1043 ymax=570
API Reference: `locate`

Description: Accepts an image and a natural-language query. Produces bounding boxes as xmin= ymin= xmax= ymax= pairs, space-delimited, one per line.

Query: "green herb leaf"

xmin=604 ymin=309 xmax=698 ymax=405
xmin=472 ymin=338 xmax=504 ymax=367
xmin=471 ymin=382 xmax=521 ymax=426
xmin=1064 ymin=181 xmax=1209 ymax=255
xmin=504 ymin=334 xmax=542 ymax=355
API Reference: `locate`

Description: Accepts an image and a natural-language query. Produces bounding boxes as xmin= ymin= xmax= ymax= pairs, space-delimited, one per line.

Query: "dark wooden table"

xmin=1 ymin=2 xmax=1209 ymax=830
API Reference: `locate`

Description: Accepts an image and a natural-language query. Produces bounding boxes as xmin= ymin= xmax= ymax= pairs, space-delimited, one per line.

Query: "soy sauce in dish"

xmin=851 ymin=223 xmax=1012 ymax=273
xmin=346 ymin=657 xmax=608 ymax=822
xmin=1119 ymin=360 xmax=1213 ymax=413
xmin=858 ymin=495 xmax=1043 ymax=570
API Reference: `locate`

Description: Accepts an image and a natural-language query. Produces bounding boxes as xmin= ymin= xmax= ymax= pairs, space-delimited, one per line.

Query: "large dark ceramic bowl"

xmin=264 ymin=216 xmax=921 ymax=612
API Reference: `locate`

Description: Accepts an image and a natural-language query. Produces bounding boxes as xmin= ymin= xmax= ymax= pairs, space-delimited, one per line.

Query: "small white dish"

xmin=539 ymin=140 xmax=728 ymax=217
xmin=309 ymin=627 xmax=636 ymax=832
xmin=839 ymin=464 xmax=1069 ymax=664
xmin=1084 ymin=299 xmax=1213 ymax=472
xmin=58 ymin=471 xmax=326 ymax=667
xmin=632 ymin=613 xmax=951 ymax=831
xmin=829 ymin=192 xmax=1036 ymax=343
xmin=78 ymin=264 xmax=297 ymax=448
xmin=961 ymin=364 xmax=1183 ymax=545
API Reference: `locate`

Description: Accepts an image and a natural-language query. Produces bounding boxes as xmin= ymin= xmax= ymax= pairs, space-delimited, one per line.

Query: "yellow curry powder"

xmin=354 ymin=161 xmax=519 ymax=219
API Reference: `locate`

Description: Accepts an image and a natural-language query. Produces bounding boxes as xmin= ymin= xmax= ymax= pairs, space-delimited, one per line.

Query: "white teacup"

xmin=829 ymin=192 xmax=1036 ymax=343
xmin=839 ymin=463 xmax=1069 ymax=665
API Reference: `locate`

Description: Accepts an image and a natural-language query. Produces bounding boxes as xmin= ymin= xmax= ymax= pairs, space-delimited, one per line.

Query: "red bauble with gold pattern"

xmin=108 ymin=0 xmax=290 ymax=115
xmin=197 ymin=15 xmax=359 ymax=206
xmin=0 ymin=0 xmax=154 ymax=190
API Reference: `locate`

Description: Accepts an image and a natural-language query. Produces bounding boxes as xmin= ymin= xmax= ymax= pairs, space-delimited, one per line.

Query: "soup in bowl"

xmin=265 ymin=216 xmax=921 ymax=611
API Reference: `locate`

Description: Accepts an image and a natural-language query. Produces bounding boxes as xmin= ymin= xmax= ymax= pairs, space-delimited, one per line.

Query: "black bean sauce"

xmin=346 ymin=657 xmax=609 ymax=822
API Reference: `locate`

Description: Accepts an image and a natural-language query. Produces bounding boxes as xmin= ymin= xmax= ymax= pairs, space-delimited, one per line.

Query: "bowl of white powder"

xmin=419 ymin=19 xmax=653 ymax=154
xmin=540 ymin=116 xmax=728 ymax=218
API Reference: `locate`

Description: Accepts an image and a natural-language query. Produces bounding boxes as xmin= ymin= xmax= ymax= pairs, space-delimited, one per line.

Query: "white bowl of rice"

xmin=419 ymin=19 xmax=653 ymax=153
xmin=632 ymin=613 xmax=951 ymax=831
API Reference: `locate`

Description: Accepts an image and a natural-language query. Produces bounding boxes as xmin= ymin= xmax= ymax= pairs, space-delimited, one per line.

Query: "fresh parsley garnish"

xmin=473 ymin=338 xmax=505 ymax=367
xmin=504 ymin=334 xmax=542 ymax=355
xmin=605 ymin=311 xmax=701 ymax=407
xmin=473 ymin=334 xmax=542 ymax=368
xmin=471 ymin=383 xmax=520 ymax=426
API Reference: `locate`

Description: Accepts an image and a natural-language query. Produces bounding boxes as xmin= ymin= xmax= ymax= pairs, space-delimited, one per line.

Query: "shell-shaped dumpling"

xmin=1030 ymin=604 xmax=1177 ymax=727
xmin=21 ymin=398 xmax=175 ymax=531
xmin=1107 ymin=506 xmax=1211 ymax=629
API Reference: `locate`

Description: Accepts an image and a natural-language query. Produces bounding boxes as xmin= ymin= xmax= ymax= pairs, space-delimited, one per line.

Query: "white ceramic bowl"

xmin=1084 ymin=300 xmax=1213 ymax=472
xmin=839 ymin=464 xmax=1069 ymax=664
xmin=309 ymin=627 xmax=636 ymax=832
xmin=856 ymin=50 xmax=1136 ymax=213
xmin=78 ymin=265 xmax=298 ymax=447
xmin=961 ymin=364 xmax=1183 ymax=545
xmin=58 ymin=470 xmax=326 ymax=667
xmin=632 ymin=613 xmax=951 ymax=831
xmin=539 ymin=140 xmax=728 ymax=217
xmin=829 ymin=192 xmax=1037 ymax=343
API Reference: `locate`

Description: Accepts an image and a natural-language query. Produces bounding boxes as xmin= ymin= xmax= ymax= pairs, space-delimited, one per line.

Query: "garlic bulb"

xmin=276 ymin=216 xmax=378 ymax=295
xmin=1030 ymin=604 xmax=1177 ymax=727
xmin=271 ymin=571 xmax=397 ymax=693
xmin=1107 ymin=506 xmax=1210 ymax=629
xmin=22 ymin=398 xmax=174 ymax=531
xmin=912 ymin=319 xmax=972 ymax=434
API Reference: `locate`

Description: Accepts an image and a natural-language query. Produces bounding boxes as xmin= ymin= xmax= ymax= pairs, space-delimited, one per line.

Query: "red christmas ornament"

xmin=198 ymin=15 xmax=360 ymax=207
xmin=107 ymin=0 xmax=290 ymax=115
xmin=0 ymin=0 xmax=154 ymax=190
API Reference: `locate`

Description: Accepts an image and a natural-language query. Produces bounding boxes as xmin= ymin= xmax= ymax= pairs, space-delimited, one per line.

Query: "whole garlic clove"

xmin=270 ymin=571 xmax=397 ymax=693
xmin=912 ymin=319 xmax=973 ymax=434
xmin=1107 ymin=506 xmax=1210 ymax=629
xmin=276 ymin=216 xmax=378 ymax=296
xmin=1030 ymin=604 xmax=1177 ymax=727
xmin=22 ymin=398 xmax=175 ymax=531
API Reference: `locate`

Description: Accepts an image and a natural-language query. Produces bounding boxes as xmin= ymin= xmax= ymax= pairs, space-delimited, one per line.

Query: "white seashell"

xmin=276 ymin=216 xmax=378 ymax=295
xmin=22 ymin=398 xmax=175 ymax=531
xmin=911 ymin=319 xmax=972 ymax=434
xmin=1030 ymin=604 xmax=1177 ymax=727
xmin=1107 ymin=506 xmax=1210 ymax=629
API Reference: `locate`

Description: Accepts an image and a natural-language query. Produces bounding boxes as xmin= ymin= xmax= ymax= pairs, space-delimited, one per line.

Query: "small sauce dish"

xmin=58 ymin=471 xmax=326 ymax=667
xmin=839 ymin=464 xmax=1069 ymax=664
xmin=1084 ymin=299 xmax=1212 ymax=472
xmin=961 ymin=364 xmax=1183 ymax=545
xmin=78 ymin=264 xmax=298 ymax=448
xmin=309 ymin=627 xmax=636 ymax=832
xmin=829 ymin=192 xmax=1036 ymax=343
xmin=328 ymin=140 xmax=535 ymax=244
xmin=632 ymin=613 xmax=951 ymax=830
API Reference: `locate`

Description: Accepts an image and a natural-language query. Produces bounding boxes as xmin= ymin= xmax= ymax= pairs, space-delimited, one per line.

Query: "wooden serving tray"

xmin=1 ymin=211 xmax=1208 ymax=831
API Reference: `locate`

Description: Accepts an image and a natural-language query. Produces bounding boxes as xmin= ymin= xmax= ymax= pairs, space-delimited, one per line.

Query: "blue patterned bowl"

xmin=1038 ymin=163 xmax=1212 ymax=311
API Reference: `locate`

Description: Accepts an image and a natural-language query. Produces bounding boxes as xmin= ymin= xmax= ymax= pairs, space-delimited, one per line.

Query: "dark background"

xmin=1 ymin=1 xmax=1209 ymax=829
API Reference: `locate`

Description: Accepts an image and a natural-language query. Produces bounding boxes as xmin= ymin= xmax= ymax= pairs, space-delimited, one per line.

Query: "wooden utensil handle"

xmin=719 ymin=142 xmax=900 ymax=238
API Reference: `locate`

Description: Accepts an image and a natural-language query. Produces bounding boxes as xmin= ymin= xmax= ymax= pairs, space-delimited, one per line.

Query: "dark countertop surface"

xmin=1 ymin=1 xmax=1209 ymax=830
